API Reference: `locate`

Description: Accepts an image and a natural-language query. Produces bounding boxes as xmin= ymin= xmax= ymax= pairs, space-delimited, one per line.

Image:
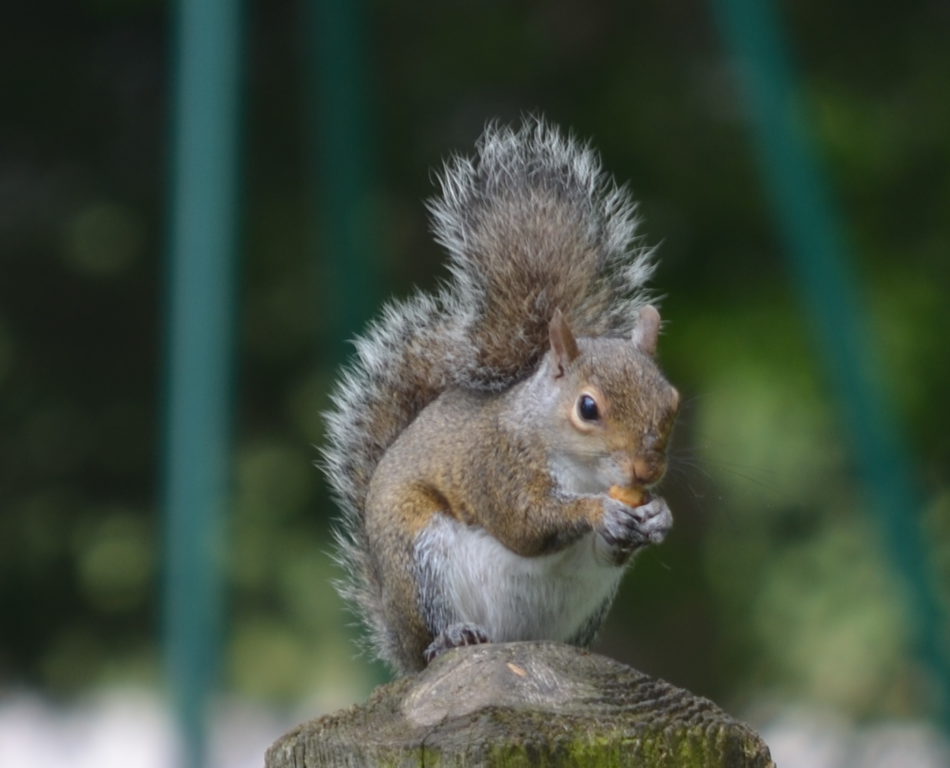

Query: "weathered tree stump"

xmin=266 ymin=641 xmax=773 ymax=767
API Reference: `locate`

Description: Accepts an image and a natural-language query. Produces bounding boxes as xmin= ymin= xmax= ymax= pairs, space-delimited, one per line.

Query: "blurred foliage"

xmin=0 ymin=0 xmax=948 ymax=730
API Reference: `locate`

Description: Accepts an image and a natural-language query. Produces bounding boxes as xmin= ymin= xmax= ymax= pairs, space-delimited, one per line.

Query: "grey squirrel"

xmin=322 ymin=119 xmax=680 ymax=674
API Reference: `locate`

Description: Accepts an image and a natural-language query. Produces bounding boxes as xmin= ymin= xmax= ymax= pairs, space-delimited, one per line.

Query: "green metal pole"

xmin=711 ymin=0 xmax=950 ymax=730
xmin=163 ymin=1 xmax=242 ymax=766
xmin=307 ymin=0 xmax=378 ymax=352
xmin=305 ymin=0 xmax=384 ymax=686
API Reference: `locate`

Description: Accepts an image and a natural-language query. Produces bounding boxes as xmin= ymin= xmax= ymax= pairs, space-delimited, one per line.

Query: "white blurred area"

xmin=2 ymin=688 xmax=948 ymax=768
xmin=0 ymin=689 xmax=296 ymax=768
xmin=754 ymin=704 xmax=950 ymax=768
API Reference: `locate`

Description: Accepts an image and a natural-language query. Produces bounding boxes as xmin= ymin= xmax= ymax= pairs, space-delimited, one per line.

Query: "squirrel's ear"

xmin=631 ymin=305 xmax=661 ymax=356
xmin=549 ymin=309 xmax=580 ymax=377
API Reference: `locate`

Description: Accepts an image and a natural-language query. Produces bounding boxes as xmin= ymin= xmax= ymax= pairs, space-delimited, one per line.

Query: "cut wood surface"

xmin=266 ymin=641 xmax=774 ymax=767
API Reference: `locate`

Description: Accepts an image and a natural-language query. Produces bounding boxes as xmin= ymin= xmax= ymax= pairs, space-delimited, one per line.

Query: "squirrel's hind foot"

xmin=424 ymin=623 xmax=491 ymax=665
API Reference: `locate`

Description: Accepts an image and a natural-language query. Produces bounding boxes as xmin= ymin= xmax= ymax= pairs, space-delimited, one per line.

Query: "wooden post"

xmin=266 ymin=642 xmax=773 ymax=767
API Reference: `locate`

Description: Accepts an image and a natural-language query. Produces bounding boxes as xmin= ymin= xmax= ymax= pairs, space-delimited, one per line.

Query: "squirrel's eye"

xmin=578 ymin=394 xmax=600 ymax=421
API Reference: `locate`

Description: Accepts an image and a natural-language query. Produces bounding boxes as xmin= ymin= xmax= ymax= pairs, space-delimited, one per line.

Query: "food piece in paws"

xmin=608 ymin=484 xmax=647 ymax=507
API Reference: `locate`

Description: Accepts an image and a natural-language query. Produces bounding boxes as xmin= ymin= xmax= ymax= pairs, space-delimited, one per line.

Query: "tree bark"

xmin=266 ymin=641 xmax=774 ymax=767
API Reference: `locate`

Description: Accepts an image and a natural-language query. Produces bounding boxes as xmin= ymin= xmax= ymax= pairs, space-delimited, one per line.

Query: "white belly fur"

xmin=414 ymin=514 xmax=626 ymax=642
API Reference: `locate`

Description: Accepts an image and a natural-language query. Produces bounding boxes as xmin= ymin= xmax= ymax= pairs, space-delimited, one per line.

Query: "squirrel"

xmin=322 ymin=118 xmax=680 ymax=675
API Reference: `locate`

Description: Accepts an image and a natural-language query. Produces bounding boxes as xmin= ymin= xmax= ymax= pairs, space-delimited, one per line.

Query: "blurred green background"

xmin=1 ymin=0 xmax=948 ymax=763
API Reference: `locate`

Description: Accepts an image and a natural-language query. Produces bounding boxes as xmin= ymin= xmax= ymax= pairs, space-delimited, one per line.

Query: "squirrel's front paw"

xmin=423 ymin=622 xmax=491 ymax=665
xmin=599 ymin=495 xmax=673 ymax=555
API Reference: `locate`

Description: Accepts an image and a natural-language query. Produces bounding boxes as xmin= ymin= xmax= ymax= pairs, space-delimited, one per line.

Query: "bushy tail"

xmin=321 ymin=118 xmax=655 ymax=662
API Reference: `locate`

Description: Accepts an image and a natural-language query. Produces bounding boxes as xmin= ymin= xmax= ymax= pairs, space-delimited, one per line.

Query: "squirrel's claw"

xmin=424 ymin=622 xmax=492 ymax=665
xmin=600 ymin=495 xmax=673 ymax=555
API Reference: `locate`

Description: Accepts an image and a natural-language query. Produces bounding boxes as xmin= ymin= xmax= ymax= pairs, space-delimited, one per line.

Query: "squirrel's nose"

xmin=632 ymin=453 xmax=666 ymax=486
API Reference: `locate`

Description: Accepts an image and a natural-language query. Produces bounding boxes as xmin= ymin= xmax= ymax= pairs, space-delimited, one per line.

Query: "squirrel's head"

xmin=532 ymin=307 xmax=680 ymax=495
